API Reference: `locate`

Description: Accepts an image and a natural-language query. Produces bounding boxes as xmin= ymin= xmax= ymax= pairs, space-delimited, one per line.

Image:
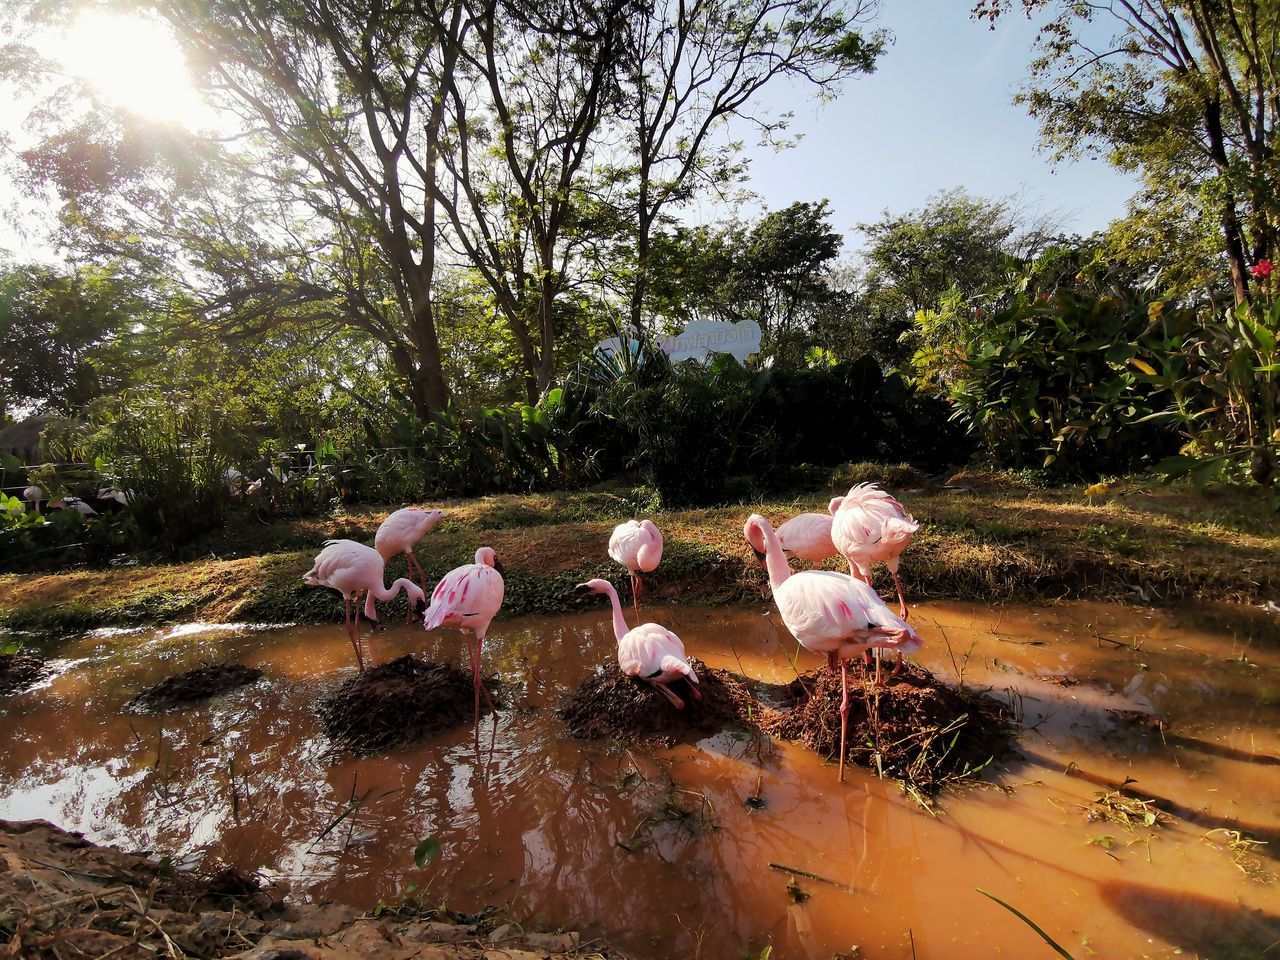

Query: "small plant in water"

xmin=1202 ymin=828 xmax=1272 ymax=883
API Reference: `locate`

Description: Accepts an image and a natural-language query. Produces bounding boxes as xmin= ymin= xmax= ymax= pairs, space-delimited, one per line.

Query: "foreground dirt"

xmin=1 ymin=477 xmax=1277 ymax=635
xmin=0 ymin=819 xmax=616 ymax=959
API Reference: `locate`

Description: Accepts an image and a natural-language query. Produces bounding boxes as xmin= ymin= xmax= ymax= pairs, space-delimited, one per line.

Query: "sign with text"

xmin=595 ymin=319 xmax=761 ymax=364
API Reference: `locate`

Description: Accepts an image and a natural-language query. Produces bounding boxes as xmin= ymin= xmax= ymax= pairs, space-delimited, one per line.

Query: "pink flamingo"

xmin=744 ymin=514 xmax=922 ymax=783
xmin=303 ymin=539 xmax=427 ymax=671
xmin=745 ymin=497 xmax=845 ymax=567
xmin=577 ymin=578 xmax=701 ymax=709
xmin=375 ymin=507 xmax=446 ymax=602
xmin=830 ymin=483 xmax=919 ymax=618
xmin=608 ymin=519 xmax=663 ymax=616
xmin=22 ymin=486 xmax=45 ymax=513
xmin=423 ymin=546 xmax=505 ymax=718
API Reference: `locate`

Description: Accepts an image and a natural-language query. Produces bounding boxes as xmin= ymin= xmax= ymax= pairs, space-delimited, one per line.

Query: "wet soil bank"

xmin=2 ymin=481 xmax=1276 ymax=636
xmin=0 ymin=819 xmax=617 ymax=960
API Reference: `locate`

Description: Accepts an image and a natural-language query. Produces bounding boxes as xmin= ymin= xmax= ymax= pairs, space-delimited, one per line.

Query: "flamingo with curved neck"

xmin=744 ymin=513 xmax=923 ymax=782
xmin=578 ymin=578 xmax=700 ymax=709
xmin=303 ymin=539 xmax=427 ymax=671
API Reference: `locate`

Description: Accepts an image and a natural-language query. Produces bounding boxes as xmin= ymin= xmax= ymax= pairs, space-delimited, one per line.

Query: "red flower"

xmin=1250 ymin=258 xmax=1273 ymax=278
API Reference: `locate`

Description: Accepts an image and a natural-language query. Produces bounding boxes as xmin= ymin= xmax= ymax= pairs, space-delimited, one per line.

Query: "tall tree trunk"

xmin=1204 ymin=97 xmax=1251 ymax=303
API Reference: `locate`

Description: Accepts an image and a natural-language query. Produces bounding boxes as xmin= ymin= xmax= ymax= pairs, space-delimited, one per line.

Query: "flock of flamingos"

xmin=303 ymin=483 xmax=923 ymax=781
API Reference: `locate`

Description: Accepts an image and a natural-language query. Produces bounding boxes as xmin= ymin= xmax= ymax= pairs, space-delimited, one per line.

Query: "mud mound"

xmin=759 ymin=660 xmax=1015 ymax=794
xmin=125 ymin=664 xmax=264 ymax=714
xmin=0 ymin=653 xmax=45 ymax=695
xmin=560 ymin=659 xmax=755 ymax=743
xmin=319 ymin=655 xmax=497 ymax=753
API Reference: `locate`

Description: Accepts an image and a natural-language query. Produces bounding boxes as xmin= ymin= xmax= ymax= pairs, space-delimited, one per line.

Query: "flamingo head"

xmin=575 ymin=578 xmax=612 ymax=596
xmin=828 ymin=496 xmax=844 ymax=515
xmin=422 ymin=508 xmax=445 ymax=531
xmin=406 ymin=582 xmax=427 ymax=619
xmin=742 ymin=515 xmax=768 ymax=567
xmin=475 ymin=546 xmax=504 ymax=576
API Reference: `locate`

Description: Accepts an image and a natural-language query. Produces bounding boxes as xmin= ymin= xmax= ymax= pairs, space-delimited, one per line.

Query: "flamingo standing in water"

xmin=303 ymin=539 xmax=427 ymax=671
xmin=744 ymin=514 xmax=922 ymax=782
xmin=577 ymin=578 xmax=701 ymax=709
xmin=375 ymin=507 xmax=446 ymax=601
xmin=423 ymin=547 xmax=505 ymax=718
xmin=745 ymin=497 xmax=845 ymax=567
xmin=608 ymin=519 xmax=663 ymax=616
xmin=831 ymin=483 xmax=919 ymax=618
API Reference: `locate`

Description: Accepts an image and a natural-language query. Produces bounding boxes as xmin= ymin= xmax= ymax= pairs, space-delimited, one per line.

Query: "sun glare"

xmin=46 ymin=12 xmax=213 ymax=127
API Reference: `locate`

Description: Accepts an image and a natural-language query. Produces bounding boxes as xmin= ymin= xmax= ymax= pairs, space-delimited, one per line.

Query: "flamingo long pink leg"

xmin=630 ymin=573 xmax=641 ymax=619
xmin=839 ymin=658 xmax=850 ymax=784
xmin=346 ymin=594 xmax=365 ymax=672
xmin=890 ymin=569 xmax=909 ymax=620
xmin=407 ymin=551 xmax=429 ymax=597
xmin=472 ymin=633 xmax=497 ymax=719
xmin=649 ymin=680 xmax=686 ymax=709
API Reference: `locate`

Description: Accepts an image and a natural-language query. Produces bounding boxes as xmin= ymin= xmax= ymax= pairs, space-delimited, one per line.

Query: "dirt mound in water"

xmin=559 ymin=659 xmax=754 ymax=743
xmin=125 ymin=664 xmax=264 ymax=713
xmin=759 ymin=660 xmax=1015 ymax=794
xmin=319 ymin=655 xmax=496 ymax=753
xmin=0 ymin=653 xmax=45 ymax=695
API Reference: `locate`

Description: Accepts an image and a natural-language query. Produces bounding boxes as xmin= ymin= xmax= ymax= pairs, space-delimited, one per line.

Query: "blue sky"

xmin=731 ymin=0 xmax=1140 ymax=251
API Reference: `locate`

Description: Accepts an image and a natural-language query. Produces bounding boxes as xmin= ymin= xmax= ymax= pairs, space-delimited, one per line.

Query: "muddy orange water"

xmin=3 ymin=600 xmax=1280 ymax=959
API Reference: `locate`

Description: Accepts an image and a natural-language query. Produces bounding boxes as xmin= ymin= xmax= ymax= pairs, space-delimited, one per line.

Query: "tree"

xmin=974 ymin=0 xmax=1280 ymax=304
xmin=0 ymin=264 xmax=142 ymax=416
xmin=7 ymin=0 xmax=464 ymax=420
xmin=432 ymin=0 xmax=625 ymax=402
xmin=616 ymin=0 xmax=885 ymax=331
xmin=856 ymin=189 xmax=1062 ymax=366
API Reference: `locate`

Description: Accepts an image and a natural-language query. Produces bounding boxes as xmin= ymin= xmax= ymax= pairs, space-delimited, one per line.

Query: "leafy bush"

xmin=943 ymin=288 xmax=1181 ymax=477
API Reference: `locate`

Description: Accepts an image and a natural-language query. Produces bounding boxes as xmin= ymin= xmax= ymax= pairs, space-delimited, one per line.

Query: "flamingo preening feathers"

xmin=423 ymin=546 xmax=505 ymax=719
xmin=745 ymin=513 xmax=923 ymax=783
xmin=578 ymin=578 xmax=701 ymax=709
xmin=830 ymin=483 xmax=919 ymax=618
xmin=303 ymin=539 xmax=427 ymax=671
xmin=375 ymin=507 xmax=446 ymax=601
xmin=608 ymin=519 xmax=663 ymax=616
xmin=745 ymin=497 xmax=844 ymax=566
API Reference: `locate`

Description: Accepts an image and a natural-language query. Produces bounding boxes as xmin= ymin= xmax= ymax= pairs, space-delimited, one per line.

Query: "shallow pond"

xmin=2 ymin=598 xmax=1280 ymax=959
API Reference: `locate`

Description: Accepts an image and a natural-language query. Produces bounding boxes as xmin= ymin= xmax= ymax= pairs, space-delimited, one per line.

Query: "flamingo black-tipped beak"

xmin=574 ymin=582 xmax=591 ymax=592
xmin=413 ymin=598 xmax=427 ymax=618
xmin=368 ymin=617 xmax=384 ymax=633
xmin=493 ymin=557 xmax=506 ymax=577
xmin=751 ymin=547 xmax=766 ymax=566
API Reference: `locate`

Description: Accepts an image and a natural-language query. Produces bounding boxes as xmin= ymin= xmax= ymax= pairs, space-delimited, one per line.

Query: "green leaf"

xmin=977 ymin=889 xmax=1076 ymax=959
xmin=413 ymin=837 xmax=440 ymax=867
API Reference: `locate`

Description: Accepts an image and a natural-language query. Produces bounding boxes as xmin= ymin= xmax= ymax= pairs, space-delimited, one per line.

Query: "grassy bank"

xmin=1 ymin=474 xmax=1277 ymax=636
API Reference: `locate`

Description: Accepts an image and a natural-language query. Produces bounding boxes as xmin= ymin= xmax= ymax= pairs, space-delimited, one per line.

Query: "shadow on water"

xmin=1098 ymin=881 xmax=1280 ymax=957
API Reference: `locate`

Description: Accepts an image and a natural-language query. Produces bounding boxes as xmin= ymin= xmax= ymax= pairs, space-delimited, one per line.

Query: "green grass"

xmin=1 ymin=469 xmax=1277 ymax=636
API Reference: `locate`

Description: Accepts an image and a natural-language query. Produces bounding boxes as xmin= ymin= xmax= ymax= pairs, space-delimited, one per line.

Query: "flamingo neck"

xmin=599 ymin=582 xmax=629 ymax=640
xmin=370 ymin=577 xmax=416 ymax=602
xmin=755 ymin=520 xmax=791 ymax=590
